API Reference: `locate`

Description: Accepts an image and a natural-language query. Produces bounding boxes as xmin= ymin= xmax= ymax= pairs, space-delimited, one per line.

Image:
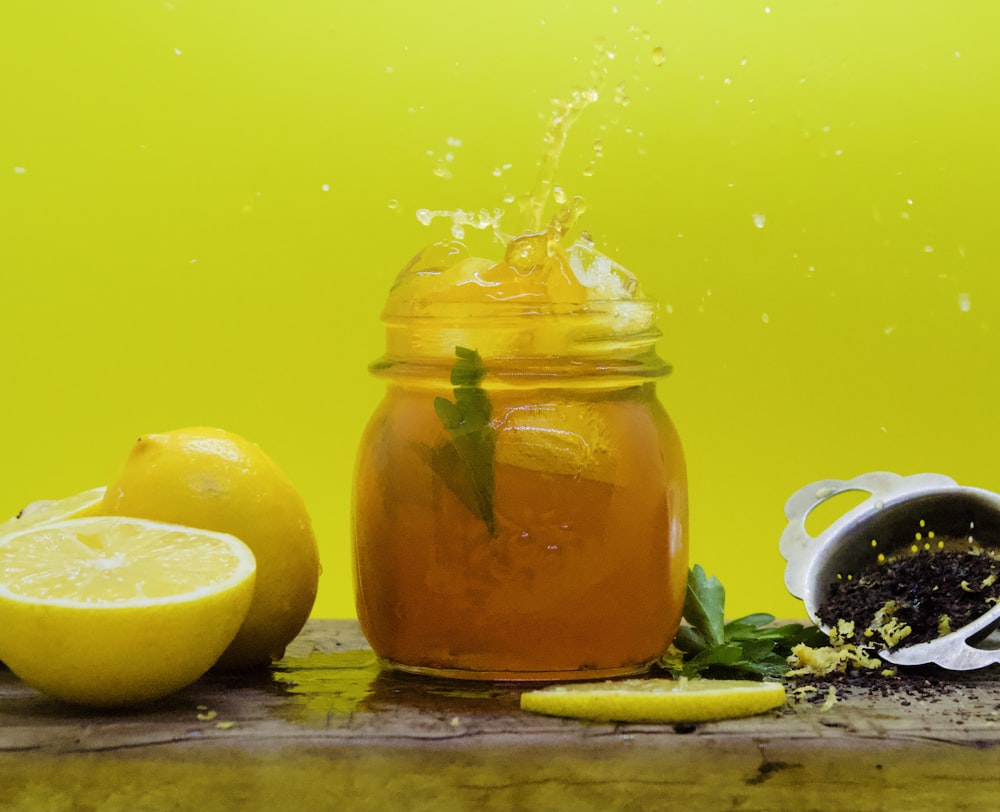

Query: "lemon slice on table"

xmin=0 ymin=516 xmax=256 ymax=707
xmin=0 ymin=486 xmax=107 ymax=532
xmin=521 ymin=678 xmax=787 ymax=724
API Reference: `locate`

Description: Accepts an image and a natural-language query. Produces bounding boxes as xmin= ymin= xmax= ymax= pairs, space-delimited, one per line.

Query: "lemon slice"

xmin=494 ymin=402 xmax=615 ymax=481
xmin=0 ymin=486 xmax=107 ymax=532
xmin=520 ymin=678 xmax=787 ymax=723
xmin=0 ymin=516 xmax=256 ymax=707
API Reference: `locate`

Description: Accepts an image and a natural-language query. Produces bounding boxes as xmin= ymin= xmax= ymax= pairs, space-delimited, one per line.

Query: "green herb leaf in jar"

xmin=432 ymin=346 xmax=497 ymax=537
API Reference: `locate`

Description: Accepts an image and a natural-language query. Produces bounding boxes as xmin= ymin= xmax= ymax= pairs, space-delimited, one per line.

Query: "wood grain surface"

xmin=2 ymin=620 xmax=999 ymax=811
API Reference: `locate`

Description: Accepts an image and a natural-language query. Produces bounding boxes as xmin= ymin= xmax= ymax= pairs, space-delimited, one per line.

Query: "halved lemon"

xmin=0 ymin=516 xmax=256 ymax=707
xmin=520 ymin=678 xmax=787 ymax=724
xmin=0 ymin=486 xmax=107 ymax=532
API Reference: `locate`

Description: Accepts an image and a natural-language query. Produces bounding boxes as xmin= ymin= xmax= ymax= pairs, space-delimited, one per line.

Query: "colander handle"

xmin=779 ymin=471 xmax=958 ymax=599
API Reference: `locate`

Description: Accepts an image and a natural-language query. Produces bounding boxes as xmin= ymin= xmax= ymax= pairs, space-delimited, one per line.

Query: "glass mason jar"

xmin=352 ymin=239 xmax=688 ymax=681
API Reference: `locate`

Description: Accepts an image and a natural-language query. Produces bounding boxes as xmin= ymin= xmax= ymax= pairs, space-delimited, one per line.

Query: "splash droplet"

xmin=652 ymin=46 xmax=666 ymax=67
xmin=628 ymin=24 xmax=651 ymax=42
xmin=752 ymin=213 xmax=766 ymax=229
xmin=958 ymin=292 xmax=971 ymax=312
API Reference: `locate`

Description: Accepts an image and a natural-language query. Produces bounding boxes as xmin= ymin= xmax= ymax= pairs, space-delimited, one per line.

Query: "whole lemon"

xmin=101 ymin=427 xmax=321 ymax=671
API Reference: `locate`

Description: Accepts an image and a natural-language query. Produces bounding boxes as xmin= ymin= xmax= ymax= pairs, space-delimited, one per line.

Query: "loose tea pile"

xmin=818 ymin=547 xmax=1000 ymax=649
xmin=787 ymin=660 xmax=1000 ymax=710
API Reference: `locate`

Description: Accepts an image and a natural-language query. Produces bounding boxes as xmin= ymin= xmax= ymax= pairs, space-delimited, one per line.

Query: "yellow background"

xmin=2 ymin=0 xmax=998 ymax=620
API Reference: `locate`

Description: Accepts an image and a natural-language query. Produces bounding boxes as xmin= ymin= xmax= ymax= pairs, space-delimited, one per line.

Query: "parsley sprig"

xmin=661 ymin=564 xmax=825 ymax=679
xmin=432 ymin=346 xmax=497 ymax=536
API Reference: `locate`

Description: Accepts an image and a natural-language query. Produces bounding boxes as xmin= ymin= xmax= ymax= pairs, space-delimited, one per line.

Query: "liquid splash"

xmin=405 ymin=33 xmax=667 ymax=313
xmin=415 ymin=207 xmax=504 ymax=241
xmin=414 ymin=34 xmax=651 ymax=256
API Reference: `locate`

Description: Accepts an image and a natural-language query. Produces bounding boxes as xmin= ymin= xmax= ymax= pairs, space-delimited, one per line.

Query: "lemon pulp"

xmin=0 ymin=486 xmax=106 ymax=533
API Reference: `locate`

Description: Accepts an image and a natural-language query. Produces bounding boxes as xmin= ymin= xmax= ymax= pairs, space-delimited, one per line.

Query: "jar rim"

xmin=370 ymin=345 xmax=672 ymax=385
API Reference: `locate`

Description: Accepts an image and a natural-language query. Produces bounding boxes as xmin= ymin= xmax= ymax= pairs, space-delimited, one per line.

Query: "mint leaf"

xmin=681 ymin=643 xmax=745 ymax=672
xmin=671 ymin=624 xmax=708 ymax=655
xmin=662 ymin=565 xmax=826 ymax=680
xmin=431 ymin=347 xmax=497 ymax=536
xmin=726 ymin=613 xmax=777 ymax=634
xmin=682 ymin=564 xmax=727 ymax=649
xmin=738 ymin=638 xmax=779 ymax=662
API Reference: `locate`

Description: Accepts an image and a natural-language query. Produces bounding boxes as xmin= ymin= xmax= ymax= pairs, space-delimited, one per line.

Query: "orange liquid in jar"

xmin=353 ymin=362 xmax=688 ymax=680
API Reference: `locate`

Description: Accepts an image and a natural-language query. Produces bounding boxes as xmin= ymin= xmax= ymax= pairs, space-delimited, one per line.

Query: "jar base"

xmin=378 ymin=657 xmax=657 ymax=683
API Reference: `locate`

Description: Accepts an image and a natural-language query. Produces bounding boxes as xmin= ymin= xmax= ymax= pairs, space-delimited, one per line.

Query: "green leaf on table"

xmin=682 ymin=564 xmax=727 ymax=649
xmin=661 ymin=565 xmax=827 ymax=680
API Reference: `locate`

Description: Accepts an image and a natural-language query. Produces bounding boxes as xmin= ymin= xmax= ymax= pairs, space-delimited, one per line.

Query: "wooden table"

xmin=2 ymin=620 xmax=999 ymax=811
